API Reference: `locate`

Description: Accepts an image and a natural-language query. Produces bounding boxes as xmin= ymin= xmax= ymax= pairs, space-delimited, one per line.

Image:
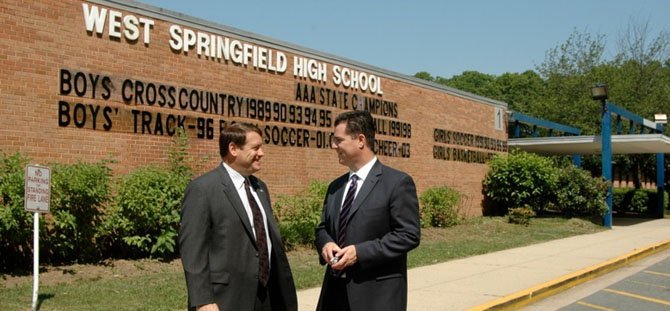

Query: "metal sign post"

xmin=32 ymin=212 xmax=39 ymax=311
xmin=25 ymin=165 xmax=51 ymax=311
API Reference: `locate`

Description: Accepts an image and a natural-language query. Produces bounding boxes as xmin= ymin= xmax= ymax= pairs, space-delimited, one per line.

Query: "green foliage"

xmin=0 ymin=156 xmax=113 ymax=268
xmin=553 ymin=165 xmax=609 ymax=218
xmin=613 ymin=188 xmax=669 ymax=215
xmin=483 ymin=151 xmax=559 ymax=214
xmin=98 ymin=130 xmax=193 ymax=259
xmin=610 ymin=21 xmax=670 ymax=123
xmin=535 ymin=29 xmax=606 ymax=135
xmin=613 ymin=188 xmax=648 ymax=214
xmin=168 ymin=128 xmax=194 ymax=177
xmin=484 ymin=153 xmax=609 ymax=219
xmin=1 ymin=132 xmax=199 ymax=267
xmin=99 ymin=166 xmax=189 ymax=259
xmin=537 ymin=28 xmax=605 ymax=78
xmin=419 ymin=186 xmax=461 ymax=228
xmin=45 ymin=161 xmax=112 ymax=263
xmin=440 ymin=71 xmax=502 ymax=99
xmin=495 ymin=71 xmax=546 ymax=112
xmin=0 ymin=152 xmax=31 ymax=270
xmin=507 ymin=205 xmax=536 ymax=225
xmin=414 ymin=71 xmax=435 ymax=82
xmin=274 ymin=180 xmax=328 ymax=250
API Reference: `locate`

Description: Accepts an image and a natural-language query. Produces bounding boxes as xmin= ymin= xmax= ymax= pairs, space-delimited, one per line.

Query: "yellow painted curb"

xmin=469 ymin=239 xmax=670 ymax=311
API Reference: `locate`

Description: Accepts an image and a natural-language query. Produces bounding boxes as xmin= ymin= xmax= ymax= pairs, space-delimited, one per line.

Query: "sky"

xmin=138 ymin=0 xmax=670 ymax=79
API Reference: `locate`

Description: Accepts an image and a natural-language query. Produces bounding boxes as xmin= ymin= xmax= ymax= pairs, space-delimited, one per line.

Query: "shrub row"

xmin=14 ymin=146 xmax=614 ymax=269
xmin=3 ymin=149 xmax=463 ymax=269
xmin=0 ymin=153 xmax=190 ymax=271
xmin=613 ymin=188 xmax=669 ymax=216
xmin=483 ymin=150 xmax=610 ymax=219
xmin=1 ymin=131 xmax=193 ymax=270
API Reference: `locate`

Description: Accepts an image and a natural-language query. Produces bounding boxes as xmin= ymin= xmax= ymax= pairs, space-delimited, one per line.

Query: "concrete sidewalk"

xmin=296 ymin=218 xmax=670 ymax=310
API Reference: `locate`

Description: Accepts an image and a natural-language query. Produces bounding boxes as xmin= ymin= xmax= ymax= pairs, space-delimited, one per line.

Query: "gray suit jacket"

xmin=179 ymin=165 xmax=297 ymax=311
xmin=315 ymin=160 xmax=421 ymax=311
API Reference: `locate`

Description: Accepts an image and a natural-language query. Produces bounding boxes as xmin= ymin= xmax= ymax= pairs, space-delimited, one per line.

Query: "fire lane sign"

xmin=25 ymin=165 xmax=51 ymax=213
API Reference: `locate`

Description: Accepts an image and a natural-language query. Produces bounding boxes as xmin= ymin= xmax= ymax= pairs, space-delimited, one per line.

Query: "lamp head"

xmin=591 ymin=83 xmax=608 ymax=101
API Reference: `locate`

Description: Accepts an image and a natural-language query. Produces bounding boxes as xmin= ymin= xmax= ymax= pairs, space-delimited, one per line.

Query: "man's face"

xmin=232 ymin=131 xmax=264 ymax=176
xmin=331 ymin=122 xmax=362 ymax=169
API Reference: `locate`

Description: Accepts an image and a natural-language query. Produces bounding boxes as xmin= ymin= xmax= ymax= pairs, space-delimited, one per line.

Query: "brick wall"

xmin=0 ymin=0 xmax=508 ymax=216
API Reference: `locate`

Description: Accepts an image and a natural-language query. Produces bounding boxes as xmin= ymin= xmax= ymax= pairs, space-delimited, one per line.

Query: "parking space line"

xmin=602 ymin=288 xmax=670 ymax=305
xmin=643 ymin=270 xmax=670 ymax=277
xmin=576 ymin=301 xmax=615 ymax=310
xmin=626 ymin=279 xmax=669 ymax=289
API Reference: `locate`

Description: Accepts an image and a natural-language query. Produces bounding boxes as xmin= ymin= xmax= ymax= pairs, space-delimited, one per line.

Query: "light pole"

xmin=592 ymin=83 xmax=612 ymax=228
xmin=654 ymin=114 xmax=666 ymax=219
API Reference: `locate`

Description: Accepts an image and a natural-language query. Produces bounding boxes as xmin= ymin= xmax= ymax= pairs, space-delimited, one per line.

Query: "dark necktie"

xmin=337 ymin=174 xmax=359 ymax=247
xmin=244 ymin=178 xmax=270 ymax=286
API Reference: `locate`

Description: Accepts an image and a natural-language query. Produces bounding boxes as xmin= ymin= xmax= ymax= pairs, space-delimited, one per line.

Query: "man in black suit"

xmin=315 ymin=110 xmax=421 ymax=311
xmin=179 ymin=123 xmax=297 ymax=311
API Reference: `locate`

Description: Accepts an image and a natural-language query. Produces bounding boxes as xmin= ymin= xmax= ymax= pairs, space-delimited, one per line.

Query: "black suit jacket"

xmin=315 ymin=160 xmax=421 ymax=311
xmin=179 ymin=165 xmax=297 ymax=311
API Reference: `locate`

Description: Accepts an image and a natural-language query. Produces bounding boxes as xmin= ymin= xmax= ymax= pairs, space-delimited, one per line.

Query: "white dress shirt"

xmin=341 ymin=157 xmax=377 ymax=210
xmin=222 ymin=162 xmax=272 ymax=259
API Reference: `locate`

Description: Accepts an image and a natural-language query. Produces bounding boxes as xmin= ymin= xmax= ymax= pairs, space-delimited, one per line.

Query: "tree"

xmin=414 ymin=71 xmax=435 ymax=82
xmin=496 ymin=70 xmax=546 ymax=113
xmin=535 ymin=28 xmax=606 ymax=134
xmin=610 ymin=19 xmax=670 ymax=118
xmin=605 ymin=19 xmax=670 ymax=188
xmin=440 ymin=70 xmax=502 ymax=99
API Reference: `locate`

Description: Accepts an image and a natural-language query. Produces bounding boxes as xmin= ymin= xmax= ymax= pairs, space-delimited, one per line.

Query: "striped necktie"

xmin=337 ymin=174 xmax=359 ymax=247
xmin=244 ymin=178 xmax=270 ymax=286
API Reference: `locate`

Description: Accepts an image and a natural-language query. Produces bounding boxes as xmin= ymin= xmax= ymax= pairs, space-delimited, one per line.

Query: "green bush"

xmin=0 ymin=152 xmax=31 ymax=270
xmin=99 ymin=129 xmax=192 ymax=259
xmin=613 ymin=188 xmax=668 ymax=215
xmin=553 ymin=165 xmax=609 ymax=218
xmin=419 ymin=186 xmax=461 ymax=228
xmin=44 ymin=161 xmax=112 ymax=263
xmin=99 ymin=166 xmax=189 ymax=259
xmin=508 ymin=205 xmax=536 ymax=225
xmin=483 ymin=151 xmax=558 ymax=214
xmin=0 ymin=155 xmax=113 ymax=269
xmin=613 ymin=188 xmax=647 ymax=214
xmin=274 ymin=180 xmax=327 ymax=250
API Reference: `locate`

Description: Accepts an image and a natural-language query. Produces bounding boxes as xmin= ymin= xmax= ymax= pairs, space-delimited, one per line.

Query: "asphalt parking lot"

xmin=560 ymin=253 xmax=670 ymax=311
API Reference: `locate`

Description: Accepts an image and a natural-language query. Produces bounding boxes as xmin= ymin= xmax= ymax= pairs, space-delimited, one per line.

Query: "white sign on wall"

xmin=24 ymin=165 xmax=51 ymax=213
xmin=494 ymin=107 xmax=504 ymax=131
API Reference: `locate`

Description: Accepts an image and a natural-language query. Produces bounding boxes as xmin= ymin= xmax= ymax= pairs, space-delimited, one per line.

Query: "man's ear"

xmin=357 ymin=134 xmax=366 ymax=149
xmin=228 ymin=142 xmax=238 ymax=157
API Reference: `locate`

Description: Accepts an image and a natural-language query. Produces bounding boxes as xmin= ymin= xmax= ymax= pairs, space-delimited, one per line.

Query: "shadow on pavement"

xmin=612 ymin=217 xmax=659 ymax=226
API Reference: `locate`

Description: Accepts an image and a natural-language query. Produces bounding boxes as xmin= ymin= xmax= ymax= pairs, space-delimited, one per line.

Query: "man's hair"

xmin=334 ymin=110 xmax=375 ymax=150
xmin=219 ymin=122 xmax=262 ymax=158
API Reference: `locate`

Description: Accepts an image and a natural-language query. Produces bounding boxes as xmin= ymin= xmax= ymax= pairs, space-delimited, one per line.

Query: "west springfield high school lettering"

xmin=81 ymin=3 xmax=384 ymax=96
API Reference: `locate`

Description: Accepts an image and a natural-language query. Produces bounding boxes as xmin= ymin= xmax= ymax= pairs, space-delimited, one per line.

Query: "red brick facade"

xmin=0 ymin=0 xmax=508 ymax=216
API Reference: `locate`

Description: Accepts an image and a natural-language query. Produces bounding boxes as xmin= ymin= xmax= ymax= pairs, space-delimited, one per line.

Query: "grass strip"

xmin=0 ymin=217 xmax=603 ymax=310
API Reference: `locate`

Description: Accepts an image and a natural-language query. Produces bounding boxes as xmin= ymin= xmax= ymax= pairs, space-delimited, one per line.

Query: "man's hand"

xmin=196 ymin=303 xmax=219 ymax=311
xmin=330 ymin=245 xmax=357 ymax=271
xmin=321 ymin=242 xmax=341 ymax=265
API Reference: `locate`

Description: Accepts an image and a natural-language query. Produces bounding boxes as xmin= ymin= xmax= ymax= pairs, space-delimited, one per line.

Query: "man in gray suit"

xmin=315 ymin=110 xmax=421 ymax=311
xmin=179 ymin=123 xmax=297 ymax=311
